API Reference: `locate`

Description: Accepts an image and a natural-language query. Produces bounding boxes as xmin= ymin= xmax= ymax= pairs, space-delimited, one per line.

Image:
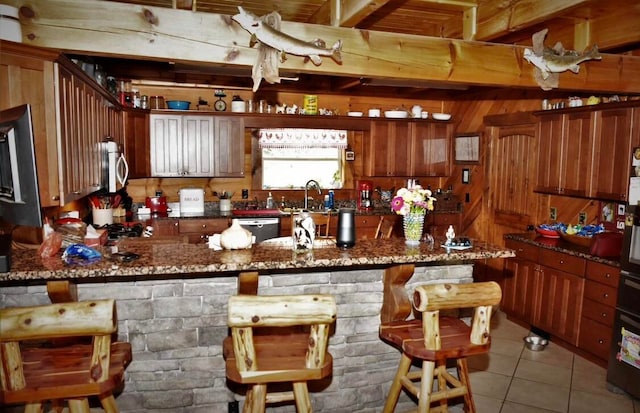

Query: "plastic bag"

xmin=61 ymin=244 xmax=102 ymax=266
xmin=38 ymin=219 xmax=62 ymax=258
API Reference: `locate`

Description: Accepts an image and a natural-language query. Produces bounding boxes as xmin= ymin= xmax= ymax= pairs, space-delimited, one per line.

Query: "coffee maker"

xmin=357 ymin=180 xmax=373 ymax=210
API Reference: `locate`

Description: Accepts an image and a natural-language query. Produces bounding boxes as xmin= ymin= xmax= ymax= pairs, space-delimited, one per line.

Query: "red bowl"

xmin=535 ymin=227 xmax=560 ymax=238
xmin=559 ymin=232 xmax=594 ymax=248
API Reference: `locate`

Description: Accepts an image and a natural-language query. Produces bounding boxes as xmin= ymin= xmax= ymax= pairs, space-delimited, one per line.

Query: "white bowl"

xmin=432 ymin=112 xmax=452 ymax=121
xmin=347 ymin=111 xmax=363 ymax=117
xmin=384 ymin=110 xmax=409 ymax=118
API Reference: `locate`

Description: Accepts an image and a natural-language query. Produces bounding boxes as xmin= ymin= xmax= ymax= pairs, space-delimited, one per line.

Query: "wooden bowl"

xmin=559 ymin=232 xmax=594 ymax=248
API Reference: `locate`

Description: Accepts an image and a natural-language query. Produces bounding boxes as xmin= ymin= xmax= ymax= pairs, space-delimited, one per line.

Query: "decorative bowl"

xmin=384 ymin=110 xmax=409 ymax=118
xmin=535 ymin=226 xmax=560 ymax=238
xmin=432 ymin=112 xmax=452 ymax=121
xmin=166 ymin=100 xmax=190 ymax=110
xmin=524 ymin=336 xmax=548 ymax=351
xmin=559 ymin=232 xmax=594 ymax=248
xmin=347 ymin=111 xmax=363 ymax=117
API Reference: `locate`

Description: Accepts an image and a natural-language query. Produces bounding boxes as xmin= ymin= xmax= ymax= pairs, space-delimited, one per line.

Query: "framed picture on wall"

xmin=455 ymin=134 xmax=480 ymax=164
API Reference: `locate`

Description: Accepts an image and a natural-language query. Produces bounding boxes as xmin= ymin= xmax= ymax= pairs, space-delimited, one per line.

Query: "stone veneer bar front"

xmin=0 ymin=237 xmax=514 ymax=412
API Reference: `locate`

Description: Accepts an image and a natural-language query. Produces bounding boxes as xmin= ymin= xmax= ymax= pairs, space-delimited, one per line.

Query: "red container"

xmin=145 ymin=196 xmax=168 ymax=213
xmin=357 ymin=180 xmax=373 ymax=210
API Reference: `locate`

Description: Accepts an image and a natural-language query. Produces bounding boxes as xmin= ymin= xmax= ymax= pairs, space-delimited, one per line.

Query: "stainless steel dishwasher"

xmin=236 ymin=217 xmax=280 ymax=243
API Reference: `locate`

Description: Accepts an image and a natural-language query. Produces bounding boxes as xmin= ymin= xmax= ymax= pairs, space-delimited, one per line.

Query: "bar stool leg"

xmin=68 ymin=398 xmax=91 ymax=413
xmin=418 ymin=360 xmax=435 ymax=413
xmin=100 ymin=394 xmax=120 ymax=413
xmin=457 ymin=358 xmax=475 ymax=413
xmin=382 ymin=352 xmax=412 ymax=413
xmin=244 ymin=384 xmax=267 ymax=413
xmin=293 ymin=381 xmax=312 ymax=412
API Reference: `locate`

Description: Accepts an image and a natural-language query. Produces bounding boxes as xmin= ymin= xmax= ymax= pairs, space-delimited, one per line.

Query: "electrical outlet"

xmin=549 ymin=207 xmax=557 ymax=221
xmin=578 ymin=212 xmax=587 ymax=225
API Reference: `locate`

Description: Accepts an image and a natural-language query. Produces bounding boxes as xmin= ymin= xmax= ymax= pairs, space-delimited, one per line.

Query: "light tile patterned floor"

xmin=462 ymin=311 xmax=640 ymax=413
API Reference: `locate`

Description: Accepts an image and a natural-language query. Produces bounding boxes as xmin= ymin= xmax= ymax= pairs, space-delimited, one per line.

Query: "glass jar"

xmin=140 ymin=95 xmax=149 ymax=109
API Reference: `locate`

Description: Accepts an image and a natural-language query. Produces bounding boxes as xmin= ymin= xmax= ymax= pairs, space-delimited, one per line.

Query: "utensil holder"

xmin=92 ymin=208 xmax=113 ymax=227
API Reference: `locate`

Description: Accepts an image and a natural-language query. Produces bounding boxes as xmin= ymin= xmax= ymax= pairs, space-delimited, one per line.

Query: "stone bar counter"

xmin=0 ymin=238 xmax=514 ymax=412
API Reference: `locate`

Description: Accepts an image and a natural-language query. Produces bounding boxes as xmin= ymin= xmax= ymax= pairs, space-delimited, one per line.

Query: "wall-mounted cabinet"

xmin=535 ymin=104 xmax=639 ymax=202
xmin=1 ymin=41 xmax=122 ymax=207
xmin=150 ymin=114 xmax=244 ymax=177
xmin=123 ymin=109 xmax=150 ymax=178
xmin=364 ymin=120 xmax=451 ymax=177
xmin=56 ymin=64 xmax=121 ymax=204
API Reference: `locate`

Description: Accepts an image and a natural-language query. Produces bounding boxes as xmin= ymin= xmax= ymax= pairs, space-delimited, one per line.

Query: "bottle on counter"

xmin=266 ymin=192 xmax=274 ymax=209
xmin=328 ymin=190 xmax=335 ymax=209
xmin=280 ymin=196 xmax=286 ymax=209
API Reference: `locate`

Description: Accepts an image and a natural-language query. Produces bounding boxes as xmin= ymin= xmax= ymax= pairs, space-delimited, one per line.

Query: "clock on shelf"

xmin=214 ymin=89 xmax=227 ymax=112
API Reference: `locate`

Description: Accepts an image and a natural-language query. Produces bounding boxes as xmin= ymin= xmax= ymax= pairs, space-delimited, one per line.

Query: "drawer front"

xmin=585 ymin=261 xmax=620 ymax=287
xmin=584 ymin=280 xmax=618 ymax=307
xmin=179 ymin=218 xmax=229 ymax=234
xmin=581 ymin=297 xmax=615 ymax=327
xmin=539 ymin=249 xmax=585 ymax=275
xmin=578 ymin=316 xmax=612 ymax=361
xmin=505 ymin=239 xmax=539 ymax=262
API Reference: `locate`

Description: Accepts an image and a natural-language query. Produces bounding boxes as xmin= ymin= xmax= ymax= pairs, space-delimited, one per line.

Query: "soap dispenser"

xmin=266 ymin=192 xmax=274 ymax=209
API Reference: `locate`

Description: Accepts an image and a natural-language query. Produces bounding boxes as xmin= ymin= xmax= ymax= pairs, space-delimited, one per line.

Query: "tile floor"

xmin=456 ymin=310 xmax=640 ymax=413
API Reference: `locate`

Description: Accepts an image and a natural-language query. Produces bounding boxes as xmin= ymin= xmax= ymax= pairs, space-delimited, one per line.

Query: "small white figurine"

xmin=445 ymin=225 xmax=455 ymax=246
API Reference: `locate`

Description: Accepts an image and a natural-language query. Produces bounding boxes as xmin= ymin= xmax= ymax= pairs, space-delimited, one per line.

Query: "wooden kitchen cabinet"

xmin=364 ymin=120 xmax=451 ymax=177
xmin=123 ymin=109 xmax=150 ymax=178
xmin=411 ymin=122 xmax=451 ymax=177
xmin=153 ymin=218 xmax=180 ymax=236
xmin=150 ymin=113 xmax=244 ymax=177
xmin=364 ymin=120 xmax=412 ymax=177
xmin=427 ymin=212 xmax=462 ymax=237
xmin=1 ymin=41 xmax=122 ymax=206
xmin=578 ymin=261 xmax=619 ymax=361
xmin=179 ymin=218 xmax=230 ymax=243
xmin=535 ymin=111 xmax=593 ymax=197
xmin=56 ymin=63 xmax=121 ymax=204
xmin=590 ymin=107 xmax=635 ymax=201
xmin=150 ymin=114 xmax=214 ymax=177
xmin=502 ymin=239 xmax=540 ymax=324
xmin=214 ymin=116 xmax=245 ymax=177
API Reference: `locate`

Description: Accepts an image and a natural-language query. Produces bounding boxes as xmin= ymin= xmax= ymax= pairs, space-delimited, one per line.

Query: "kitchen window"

xmin=259 ymin=129 xmax=347 ymax=190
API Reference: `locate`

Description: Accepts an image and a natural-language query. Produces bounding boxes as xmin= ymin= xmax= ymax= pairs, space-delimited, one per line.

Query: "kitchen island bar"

xmin=0 ymin=238 xmax=513 ymax=412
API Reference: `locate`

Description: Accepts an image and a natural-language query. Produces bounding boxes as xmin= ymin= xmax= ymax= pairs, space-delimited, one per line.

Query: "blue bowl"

xmin=166 ymin=100 xmax=190 ymax=110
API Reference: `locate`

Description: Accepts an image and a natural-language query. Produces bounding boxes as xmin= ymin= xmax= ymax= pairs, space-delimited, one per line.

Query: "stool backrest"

xmin=228 ymin=294 xmax=336 ymax=372
xmin=0 ymin=299 xmax=117 ymax=390
xmin=374 ymin=216 xmax=395 ymax=239
xmin=412 ymin=282 xmax=502 ymax=349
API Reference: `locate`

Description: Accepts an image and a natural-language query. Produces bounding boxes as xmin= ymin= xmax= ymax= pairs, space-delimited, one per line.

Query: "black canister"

xmin=336 ymin=208 xmax=356 ymax=248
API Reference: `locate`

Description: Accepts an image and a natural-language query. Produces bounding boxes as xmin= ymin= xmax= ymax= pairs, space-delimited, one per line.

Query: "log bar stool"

xmin=0 ymin=299 xmax=132 ymax=413
xmin=380 ymin=281 xmax=502 ymax=413
xmin=224 ymin=294 xmax=336 ymax=413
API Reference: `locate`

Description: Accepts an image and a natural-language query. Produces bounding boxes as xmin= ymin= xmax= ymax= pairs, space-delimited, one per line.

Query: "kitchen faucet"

xmin=304 ymin=179 xmax=322 ymax=210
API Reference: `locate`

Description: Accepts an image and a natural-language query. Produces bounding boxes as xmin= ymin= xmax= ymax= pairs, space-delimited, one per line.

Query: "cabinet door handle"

xmin=605 ymin=273 xmax=611 ymax=279
xmin=601 ymin=312 xmax=607 ymax=318
xmin=202 ymin=224 xmax=207 ymax=228
xmin=598 ymin=339 xmax=604 ymax=344
xmin=603 ymin=293 xmax=609 ymax=299
xmin=559 ymin=259 xmax=564 ymax=264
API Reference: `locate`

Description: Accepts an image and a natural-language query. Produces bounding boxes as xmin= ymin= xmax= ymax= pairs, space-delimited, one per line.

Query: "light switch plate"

xmin=578 ymin=211 xmax=587 ymax=225
xmin=550 ymin=207 xmax=557 ymax=221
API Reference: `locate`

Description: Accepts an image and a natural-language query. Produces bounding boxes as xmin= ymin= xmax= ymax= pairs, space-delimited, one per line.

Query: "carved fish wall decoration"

xmin=232 ymin=6 xmax=343 ymax=66
xmin=523 ymin=28 xmax=601 ymax=90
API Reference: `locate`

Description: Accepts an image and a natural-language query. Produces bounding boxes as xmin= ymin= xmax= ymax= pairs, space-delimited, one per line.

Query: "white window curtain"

xmin=258 ymin=128 xmax=348 ymax=149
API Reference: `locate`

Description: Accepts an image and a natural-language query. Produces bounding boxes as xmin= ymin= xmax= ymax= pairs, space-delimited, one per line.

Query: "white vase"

xmin=220 ymin=219 xmax=253 ymax=249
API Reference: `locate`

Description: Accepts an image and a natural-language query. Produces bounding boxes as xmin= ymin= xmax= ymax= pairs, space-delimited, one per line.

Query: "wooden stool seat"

xmin=225 ymin=294 xmax=336 ymax=413
xmin=0 ymin=300 xmax=132 ymax=413
xmin=380 ymin=318 xmax=491 ymax=361
xmin=379 ymin=282 xmax=502 ymax=413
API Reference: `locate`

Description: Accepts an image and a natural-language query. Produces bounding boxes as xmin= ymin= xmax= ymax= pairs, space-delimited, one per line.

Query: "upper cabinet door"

xmin=590 ymin=108 xmax=634 ymax=201
xmin=182 ymin=115 xmax=214 ymax=176
xmin=411 ymin=122 xmax=451 ymax=177
xmin=150 ymin=114 xmax=183 ymax=177
xmin=364 ymin=120 xmax=412 ymax=177
xmin=214 ymin=116 xmax=245 ymax=177
xmin=535 ymin=111 xmax=594 ymax=197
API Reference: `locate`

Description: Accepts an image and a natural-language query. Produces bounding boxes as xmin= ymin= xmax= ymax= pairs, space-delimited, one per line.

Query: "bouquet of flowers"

xmin=390 ymin=186 xmax=436 ymax=216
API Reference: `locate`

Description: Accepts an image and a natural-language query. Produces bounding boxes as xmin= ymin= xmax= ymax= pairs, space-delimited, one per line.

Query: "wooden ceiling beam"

xmin=475 ymin=0 xmax=589 ymax=41
xmin=310 ymin=0 xmax=393 ymax=27
xmin=8 ymin=0 xmax=640 ymax=93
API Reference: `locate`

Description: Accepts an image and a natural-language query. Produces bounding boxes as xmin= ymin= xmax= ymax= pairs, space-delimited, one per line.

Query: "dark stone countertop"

xmin=0 ymin=237 xmax=513 ymax=283
xmin=504 ymin=232 xmax=620 ymax=267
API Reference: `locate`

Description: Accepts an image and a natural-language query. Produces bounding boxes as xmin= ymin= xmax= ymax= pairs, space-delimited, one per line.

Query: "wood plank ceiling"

xmin=13 ymin=0 xmax=640 ymax=96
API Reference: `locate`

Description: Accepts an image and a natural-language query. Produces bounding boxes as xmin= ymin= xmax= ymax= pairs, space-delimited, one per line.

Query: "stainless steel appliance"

xmin=101 ymin=140 xmax=128 ymax=193
xmin=607 ymin=202 xmax=640 ymax=397
xmin=336 ymin=208 xmax=356 ymax=248
xmin=236 ymin=217 xmax=279 ymax=243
